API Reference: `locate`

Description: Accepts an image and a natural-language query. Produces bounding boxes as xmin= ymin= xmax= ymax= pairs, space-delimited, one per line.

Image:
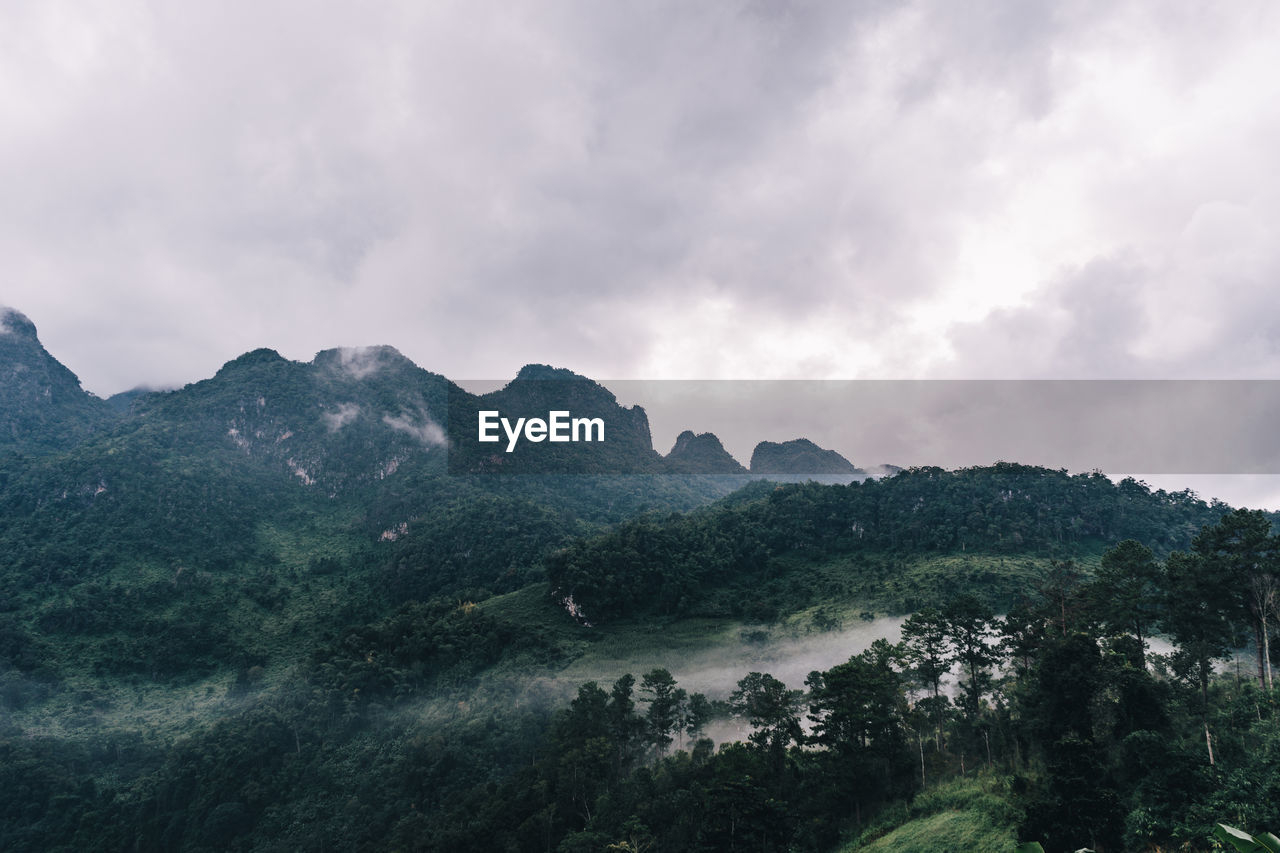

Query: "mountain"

xmin=662 ymin=430 xmax=747 ymax=474
xmin=5 ymin=309 xmax=1272 ymax=853
xmin=748 ymin=437 xmax=864 ymax=481
xmin=0 ymin=307 xmax=112 ymax=453
xmin=545 ymin=461 xmax=1238 ymax=623
xmin=0 ymin=309 xmax=858 ymax=482
xmin=0 ymin=320 xmax=746 ymax=654
xmin=104 ymin=386 xmax=160 ymax=415
xmin=448 ymin=364 xmax=665 ymax=474
xmin=149 ymin=343 xmax=458 ymax=492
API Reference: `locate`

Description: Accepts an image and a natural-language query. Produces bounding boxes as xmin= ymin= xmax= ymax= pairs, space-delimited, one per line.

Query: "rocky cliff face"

xmin=749 ymin=437 xmax=863 ymax=478
xmin=0 ymin=307 xmax=112 ymax=453
xmin=452 ymin=364 xmax=664 ymax=474
xmin=663 ymin=430 xmax=747 ymax=474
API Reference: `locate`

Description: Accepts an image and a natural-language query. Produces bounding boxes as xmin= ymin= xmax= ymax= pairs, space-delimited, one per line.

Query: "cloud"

xmin=942 ymin=201 xmax=1280 ymax=379
xmin=0 ymin=306 xmax=33 ymax=336
xmin=940 ymin=255 xmax=1151 ymax=378
xmin=2 ymin=1 xmax=1280 ymax=392
xmin=334 ymin=347 xmax=389 ymax=380
xmin=322 ymin=402 xmax=361 ymax=432
xmin=382 ymin=410 xmax=446 ymax=447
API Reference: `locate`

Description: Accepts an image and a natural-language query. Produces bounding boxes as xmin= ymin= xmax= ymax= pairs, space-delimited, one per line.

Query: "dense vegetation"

xmin=6 ymin=470 xmax=1279 ymax=851
xmin=547 ymin=464 xmax=1233 ymax=622
xmin=4 ymin=322 xmax=1280 ymax=851
xmin=426 ymin=513 xmax=1280 ymax=852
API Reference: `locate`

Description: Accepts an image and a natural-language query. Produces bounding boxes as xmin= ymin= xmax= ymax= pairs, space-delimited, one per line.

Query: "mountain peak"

xmin=1 ymin=306 xmax=38 ymax=340
xmin=749 ymin=438 xmax=862 ymax=477
xmin=214 ymin=348 xmax=288 ymax=377
xmin=514 ymin=364 xmax=590 ymax=382
xmin=451 ymin=365 xmax=658 ymax=473
xmin=0 ymin=308 xmax=110 ymax=451
xmin=498 ymin=364 xmax=624 ymax=409
xmin=664 ymin=430 xmax=747 ymax=474
xmin=313 ymin=345 xmax=415 ymax=379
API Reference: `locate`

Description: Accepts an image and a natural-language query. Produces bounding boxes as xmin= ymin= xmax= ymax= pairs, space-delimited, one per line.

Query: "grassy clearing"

xmin=482 ymin=583 xmax=750 ymax=683
xmin=850 ymin=810 xmax=1017 ymax=853
xmin=11 ymin=544 xmax=1093 ymax=754
xmin=480 ymin=583 xmax=913 ymax=709
xmin=842 ymin=776 xmax=1022 ymax=853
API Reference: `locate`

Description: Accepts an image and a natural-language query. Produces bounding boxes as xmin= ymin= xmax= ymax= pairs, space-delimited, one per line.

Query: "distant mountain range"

xmin=1 ymin=307 xmax=1262 ymax=853
xmin=0 ymin=306 xmax=872 ymax=480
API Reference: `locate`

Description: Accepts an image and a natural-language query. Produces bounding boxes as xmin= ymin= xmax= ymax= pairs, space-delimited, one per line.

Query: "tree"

xmin=680 ymin=692 xmax=712 ymax=746
xmin=553 ymin=682 xmax=615 ymax=827
xmin=805 ymin=640 xmax=914 ymax=807
xmin=942 ymin=594 xmax=999 ymax=721
xmin=1091 ymin=539 xmax=1161 ymax=667
xmin=1039 ymin=559 xmax=1088 ymax=637
xmin=998 ymin=601 xmax=1046 ymax=682
xmin=729 ymin=672 xmax=802 ymax=760
xmin=639 ymin=668 xmax=682 ymax=755
xmin=559 ymin=681 xmax=610 ymax=742
xmin=900 ymin=606 xmax=952 ymax=748
xmin=607 ymin=674 xmax=645 ymax=773
xmin=1194 ymin=509 xmax=1278 ymax=690
xmin=1162 ymin=550 xmax=1235 ymax=764
xmin=1019 ymin=633 xmax=1123 ymax=852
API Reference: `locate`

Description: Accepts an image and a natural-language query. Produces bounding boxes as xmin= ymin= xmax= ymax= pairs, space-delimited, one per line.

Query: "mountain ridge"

xmin=749 ymin=437 xmax=865 ymax=481
xmin=2 ymin=308 xmax=1273 ymax=853
xmin=0 ymin=309 xmax=869 ymax=479
xmin=0 ymin=306 xmax=114 ymax=453
xmin=664 ymin=430 xmax=748 ymax=474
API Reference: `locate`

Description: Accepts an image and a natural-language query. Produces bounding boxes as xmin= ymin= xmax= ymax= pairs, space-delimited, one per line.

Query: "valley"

xmin=3 ymin=307 xmax=1279 ymax=852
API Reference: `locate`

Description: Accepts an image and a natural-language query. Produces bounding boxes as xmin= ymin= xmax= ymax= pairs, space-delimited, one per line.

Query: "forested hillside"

xmin=3 ymin=315 xmax=1280 ymax=852
xmin=547 ymin=464 xmax=1232 ymax=622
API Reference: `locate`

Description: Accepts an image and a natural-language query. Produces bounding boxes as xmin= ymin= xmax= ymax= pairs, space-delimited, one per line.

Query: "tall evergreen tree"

xmin=639 ymin=668 xmax=682 ymax=755
xmin=730 ymin=672 xmax=802 ymax=761
xmin=1092 ymin=539 xmax=1162 ymax=667
xmin=900 ymin=606 xmax=952 ymax=748
xmin=942 ymin=594 xmax=999 ymax=721
xmin=1193 ymin=509 xmax=1278 ymax=689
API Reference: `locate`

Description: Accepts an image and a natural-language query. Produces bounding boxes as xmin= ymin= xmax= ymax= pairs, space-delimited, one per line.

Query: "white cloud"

xmin=334 ymin=347 xmax=389 ymax=380
xmin=0 ymin=306 xmax=24 ymax=335
xmin=322 ymin=402 xmax=361 ymax=432
xmin=382 ymin=410 xmax=446 ymax=447
xmin=2 ymin=1 xmax=1280 ymax=392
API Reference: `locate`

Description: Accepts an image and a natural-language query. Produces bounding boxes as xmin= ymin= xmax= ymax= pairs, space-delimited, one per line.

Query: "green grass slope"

xmin=843 ymin=778 xmax=1022 ymax=853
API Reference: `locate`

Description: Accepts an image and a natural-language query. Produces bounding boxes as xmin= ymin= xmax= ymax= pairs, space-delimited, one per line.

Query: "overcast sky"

xmin=5 ymin=0 xmax=1280 ymax=393
xmin=5 ymin=1 xmax=1280 ymax=503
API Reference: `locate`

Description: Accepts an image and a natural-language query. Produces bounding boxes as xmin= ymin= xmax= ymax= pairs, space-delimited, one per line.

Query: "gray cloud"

xmin=0 ymin=306 xmax=26 ymax=335
xmin=334 ymin=347 xmax=391 ymax=380
xmin=940 ymin=255 xmax=1152 ymax=378
xmin=943 ymin=202 xmax=1280 ymax=379
xmin=382 ymin=410 xmax=446 ymax=447
xmin=2 ymin=0 xmax=1280 ymax=397
xmin=322 ymin=402 xmax=362 ymax=432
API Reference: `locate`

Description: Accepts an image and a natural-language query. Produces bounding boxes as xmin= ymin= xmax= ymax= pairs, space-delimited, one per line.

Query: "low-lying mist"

xmin=666 ymin=616 xmax=909 ymax=700
xmin=546 ymin=614 xmax=909 ymax=704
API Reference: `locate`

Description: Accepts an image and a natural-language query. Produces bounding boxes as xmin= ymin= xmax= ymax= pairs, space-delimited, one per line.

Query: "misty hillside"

xmin=0 ymin=315 xmax=880 ymax=690
xmin=3 ymin=316 xmax=1280 ymax=852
